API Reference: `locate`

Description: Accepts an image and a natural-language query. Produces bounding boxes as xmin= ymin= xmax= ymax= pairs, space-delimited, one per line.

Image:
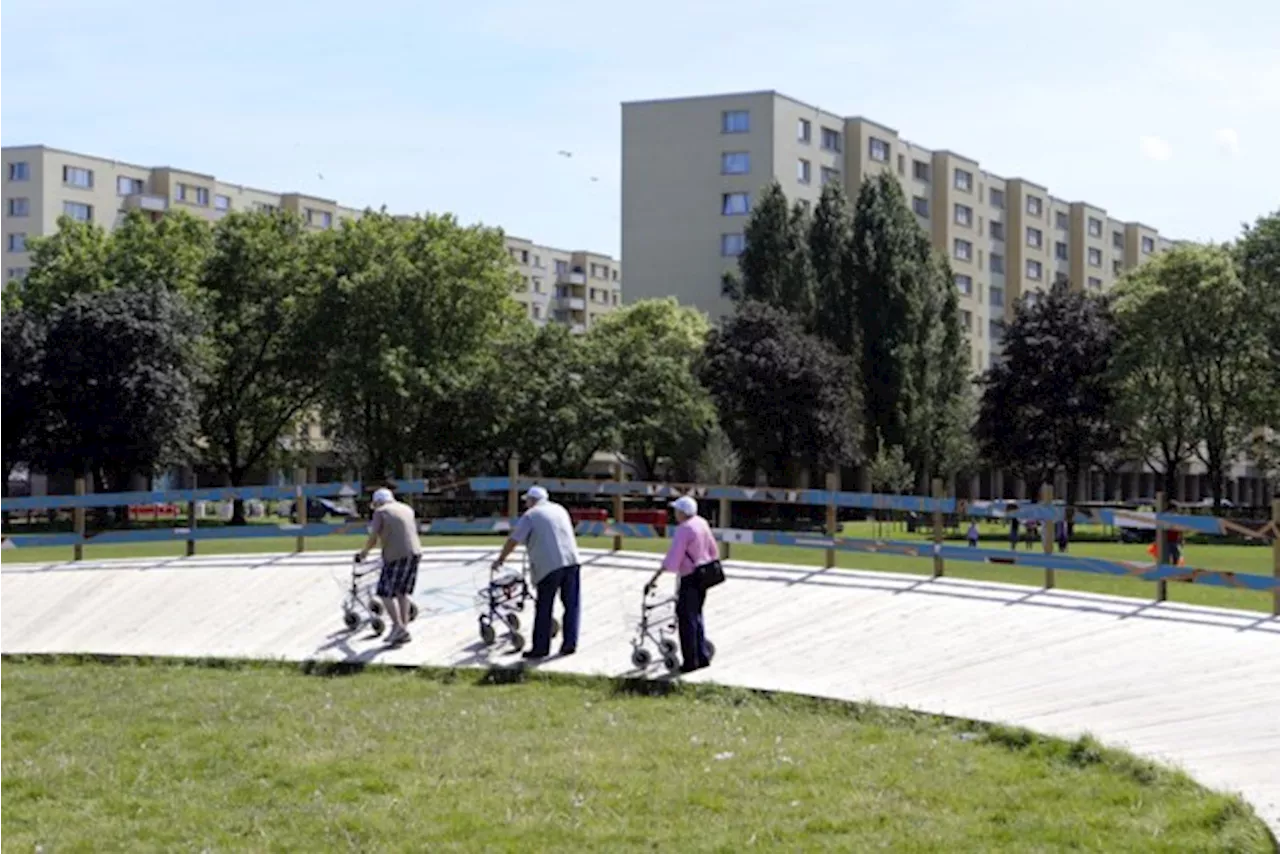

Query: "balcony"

xmin=123 ymin=193 xmax=168 ymax=213
xmin=557 ymin=296 xmax=586 ymax=311
xmin=557 ymin=271 xmax=587 ymax=286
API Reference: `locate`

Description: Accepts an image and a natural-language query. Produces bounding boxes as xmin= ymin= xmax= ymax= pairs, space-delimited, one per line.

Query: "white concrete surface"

xmin=3 ymin=546 xmax=1277 ymax=834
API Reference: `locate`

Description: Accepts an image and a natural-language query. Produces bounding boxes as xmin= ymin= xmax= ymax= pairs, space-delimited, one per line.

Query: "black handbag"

xmin=688 ymin=549 xmax=726 ymax=590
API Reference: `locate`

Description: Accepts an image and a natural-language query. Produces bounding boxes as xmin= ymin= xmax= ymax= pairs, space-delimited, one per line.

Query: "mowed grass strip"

xmin=2 ymin=658 xmax=1271 ymax=852
xmin=4 ymin=522 xmax=1275 ymax=613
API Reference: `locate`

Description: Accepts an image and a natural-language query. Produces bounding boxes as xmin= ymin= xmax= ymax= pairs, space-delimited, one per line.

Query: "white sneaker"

xmin=386 ymin=626 xmax=411 ymax=645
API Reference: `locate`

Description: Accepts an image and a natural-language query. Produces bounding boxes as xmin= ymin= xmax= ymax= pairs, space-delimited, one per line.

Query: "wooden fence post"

xmin=294 ymin=467 xmax=307 ymax=553
xmin=932 ymin=477 xmax=945 ymax=578
xmin=1155 ymin=492 xmax=1167 ymax=602
xmin=73 ymin=476 xmax=86 ymax=562
xmin=1041 ymin=483 xmax=1054 ymax=588
xmin=507 ymin=456 xmax=520 ymax=523
xmin=186 ymin=470 xmax=197 ymax=557
xmin=612 ymin=462 xmax=624 ymax=552
xmin=825 ymin=471 xmax=838 ymax=569
xmin=1271 ymin=498 xmax=1279 ymax=617
xmin=719 ymin=469 xmax=732 ymax=560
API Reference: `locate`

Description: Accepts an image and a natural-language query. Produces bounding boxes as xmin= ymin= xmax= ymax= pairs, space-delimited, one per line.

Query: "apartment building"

xmin=621 ymin=91 xmax=1177 ymax=371
xmin=3 ymin=144 xmax=622 ymax=332
xmin=504 ymin=236 xmax=622 ymax=332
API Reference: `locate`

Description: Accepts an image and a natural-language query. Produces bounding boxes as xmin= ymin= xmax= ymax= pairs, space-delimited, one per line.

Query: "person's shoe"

xmin=522 ymin=651 xmax=548 ymax=661
xmin=558 ymin=647 xmax=577 ymax=658
xmin=386 ymin=626 xmax=411 ymax=646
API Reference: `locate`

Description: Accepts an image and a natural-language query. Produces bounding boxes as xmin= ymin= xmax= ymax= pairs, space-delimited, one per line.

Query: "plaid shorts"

xmin=376 ymin=554 xmax=420 ymax=598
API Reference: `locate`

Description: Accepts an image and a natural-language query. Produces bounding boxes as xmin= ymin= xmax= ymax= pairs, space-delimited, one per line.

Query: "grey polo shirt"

xmin=511 ymin=500 xmax=581 ymax=583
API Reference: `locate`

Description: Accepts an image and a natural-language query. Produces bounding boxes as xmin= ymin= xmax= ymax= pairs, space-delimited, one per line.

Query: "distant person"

xmin=355 ymin=487 xmax=422 ymax=646
xmin=966 ymin=521 xmax=980 ymax=548
xmin=1055 ymin=519 xmax=1070 ymax=553
xmin=492 ymin=486 xmax=581 ymax=660
xmin=644 ymin=496 xmax=719 ymax=674
xmin=1008 ymin=507 xmax=1020 ymax=551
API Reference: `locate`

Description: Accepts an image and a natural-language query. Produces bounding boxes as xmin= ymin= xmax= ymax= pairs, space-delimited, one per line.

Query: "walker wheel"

xmin=706 ymin=641 xmax=716 ymax=659
xmin=659 ymin=639 xmax=677 ymax=657
xmin=631 ymin=647 xmax=652 ymax=669
xmin=408 ymin=602 xmax=419 ymax=622
xmin=663 ymin=656 xmax=680 ymax=672
xmin=370 ymin=616 xmax=385 ymax=636
xmin=343 ymin=611 xmax=359 ymax=630
xmin=480 ymin=623 xmax=497 ymax=646
xmin=505 ymin=612 xmax=520 ymax=631
xmin=370 ymin=599 xmax=383 ymax=615
xmin=510 ymin=631 xmax=525 ymax=652
xmin=551 ymin=618 xmax=560 ymax=638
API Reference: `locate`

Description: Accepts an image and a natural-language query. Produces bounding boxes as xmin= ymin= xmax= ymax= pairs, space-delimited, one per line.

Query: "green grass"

xmin=5 ymin=520 xmax=1274 ymax=614
xmin=2 ymin=658 xmax=1271 ymax=852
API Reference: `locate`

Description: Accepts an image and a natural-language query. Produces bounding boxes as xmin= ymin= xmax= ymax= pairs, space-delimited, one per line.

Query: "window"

xmin=721 ymin=233 xmax=745 ymax=257
xmin=215 ymin=195 xmax=231 ymax=211
xmin=954 ymin=168 xmax=973 ymax=191
xmin=960 ymin=309 xmax=972 ymax=329
xmin=869 ymin=137 xmax=890 ymax=162
xmin=1027 ymin=227 xmax=1043 ymax=249
xmin=897 ymin=153 xmax=905 ymax=175
xmin=721 ymin=152 xmax=750 ymax=174
xmin=990 ymin=221 xmax=1005 ymax=241
xmin=990 ymin=286 xmax=1005 ymax=308
xmin=612 ymin=291 xmax=619 ymax=304
xmin=1026 ymin=195 xmax=1042 ymax=216
xmin=176 ymin=183 xmax=188 ymax=201
xmin=953 ymin=239 xmax=972 ymax=261
xmin=1054 ymin=241 xmax=1068 ymax=260
xmin=955 ymin=274 xmax=973 ymax=295
xmin=1113 ymin=231 xmax=1124 ymax=249
xmin=989 ymin=188 xmax=1005 ymax=209
xmin=1088 ymin=217 xmax=1103 ymax=237
xmin=318 ymin=210 xmax=332 ymax=227
xmin=589 ymin=287 xmax=598 ymax=301
xmin=63 ymin=201 xmax=92 ymax=222
xmin=1026 ymin=259 xmax=1043 ymax=280
xmin=195 ymin=187 xmax=209 ymax=206
xmin=1088 ymin=247 xmax=1102 ymax=267
xmin=797 ymin=159 xmax=811 ymax=184
xmin=990 ymin=253 xmax=1005 ymax=274
xmin=820 ymin=167 xmax=840 ymax=186
xmin=533 ymin=276 xmax=544 ymax=293
xmin=1025 ymin=291 xmax=1042 ymax=307
xmin=797 ymin=118 xmax=811 ymax=143
xmin=1055 ymin=211 xmax=1069 ymax=230
xmin=7 ymin=267 xmax=28 ymax=280
xmin=989 ymin=319 xmax=1004 ymax=345
xmin=1054 ymin=271 xmax=1069 ymax=286
xmin=911 ymin=196 xmax=929 ymax=217
xmin=257 ymin=202 xmax=277 ymax=213
xmin=954 ymin=204 xmax=973 ymax=227
xmin=555 ymin=260 xmax=568 ymax=276
xmin=1141 ymin=236 xmax=1155 ymax=254
xmin=1088 ymin=276 xmax=1103 ymax=289
xmin=7 ymin=233 xmax=27 ymax=252
xmin=7 ymin=197 xmax=29 ymax=216
xmin=913 ymin=160 xmax=930 ymax=182
xmin=820 ymin=127 xmax=841 ymax=152
xmin=533 ymin=254 xmax=543 ymax=268
xmin=63 ymin=166 xmax=93 ymax=188
xmin=532 ymin=304 xmax=543 ymax=320
xmin=117 ymin=176 xmax=144 ymax=195
xmin=721 ymin=192 xmax=749 ymax=215
xmin=721 ymin=110 xmax=749 ymax=133
xmin=8 ymin=162 xmax=30 ymax=181
xmin=1112 ymin=259 xmax=1123 ymax=275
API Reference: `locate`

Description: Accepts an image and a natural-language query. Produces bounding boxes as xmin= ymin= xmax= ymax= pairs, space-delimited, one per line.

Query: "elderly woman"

xmin=645 ymin=496 xmax=719 ymax=673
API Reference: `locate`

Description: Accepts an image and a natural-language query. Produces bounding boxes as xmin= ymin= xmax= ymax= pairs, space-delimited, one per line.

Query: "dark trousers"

xmin=532 ymin=564 xmax=580 ymax=655
xmin=676 ymin=576 xmax=713 ymax=670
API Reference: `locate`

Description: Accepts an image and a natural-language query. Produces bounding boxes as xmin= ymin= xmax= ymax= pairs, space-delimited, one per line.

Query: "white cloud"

xmin=1214 ymin=127 xmax=1240 ymax=156
xmin=1139 ymin=135 xmax=1173 ymax=161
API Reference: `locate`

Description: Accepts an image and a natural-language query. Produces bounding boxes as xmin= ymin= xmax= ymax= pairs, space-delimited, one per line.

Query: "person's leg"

xmin=377 ymin=558 xmax=405 ymax=635
xmin=529 ymin=568 xmax=561 ymax=656
xmin=675 ymin=577 xmax=699 ymax=671
xmin=397 ymin=555 xmax=420 ymax=634
xmin=558 ymin=564 xmax=581 ymax=654
xmin=694 ymin=583 xmax=712 ymax=667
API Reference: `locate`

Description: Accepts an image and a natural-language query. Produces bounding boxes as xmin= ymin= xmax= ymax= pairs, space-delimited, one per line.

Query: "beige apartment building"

xmin=621 ymin=91 xmax=1176 ymax=372
xmin=3 ymin=144 xmax=621 ymax=332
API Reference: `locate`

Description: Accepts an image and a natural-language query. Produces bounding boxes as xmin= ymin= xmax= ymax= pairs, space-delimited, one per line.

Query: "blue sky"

xmin=3 ymin=0 xmax=1276 ymax=257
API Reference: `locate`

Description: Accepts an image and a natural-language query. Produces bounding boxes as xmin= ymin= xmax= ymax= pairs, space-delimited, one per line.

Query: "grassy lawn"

xmin=5 ymin=521 xmax=1274 ymax=614
xmin=2 ymin=659 xmax=1271 ymax=852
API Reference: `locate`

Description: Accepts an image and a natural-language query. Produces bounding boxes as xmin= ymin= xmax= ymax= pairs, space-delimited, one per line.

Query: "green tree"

xmin=586 ymin=298 xmax=717 ymax=480
xmin=780 ymin=201 xmax=816 ymax=324
xmin=318 ymin=212 xmax=519 ymax=477
xmin=1112 ymin=244 xmax=1270 ymax=508
xmin=810 ymin=183 xmax=858 ymax=356
xmin=31 ymin=288 xmax=204 ymax=492
xmin=695 ymin=426 xmax=742 ymax=486
xmin=701 ymin=301 xmax=861 ymax=486
xmin=109 ymin=210 xmax=212 ymax=302
xmin=1236 ymin=210 xmax=1280 ymax=429
xmin=2 ymin=308 xmax=50 ymax=484
xmin=725 ymin=182 xmax=814 ymax=319
xmin=975 ymin=282 xmax=1120 ymax=501
xmin=3 ymin=217 xmax=112 ymax=314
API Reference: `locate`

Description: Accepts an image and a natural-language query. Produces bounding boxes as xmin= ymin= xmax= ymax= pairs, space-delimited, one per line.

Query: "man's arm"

xmin=356 ymin=511 xmax=382 ymax=562
xmin=492 ymin=536 xmax=519 ymax=570
xmin=645 ymin=524 xmax=686 ymax=591
xmin=492 ymin=514 xmax=530 ymax=570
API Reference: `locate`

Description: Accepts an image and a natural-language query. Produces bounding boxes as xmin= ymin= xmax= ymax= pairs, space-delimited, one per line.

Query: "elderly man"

xmin=355 ymin=487 xmax=422 ymax=645
xmin=645 ymin=495 xmax=718 ymax=673
xmin=492 ymin=485 xmax=581 ymax=660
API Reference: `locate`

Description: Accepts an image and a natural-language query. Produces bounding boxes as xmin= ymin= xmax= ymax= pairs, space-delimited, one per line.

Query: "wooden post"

xmin=1155 ymin=491 xmax=1167 ymax=602
xmin=932 ymin=477 xmax=945 ymax=578
xmin=186 ymin=471 xmax=197 ymax=557
xmin=1041 ymin=484 xmax=1054 ymax=588
xmin=294 ymin=467 xmax=307 ymax=553
xmin=719 ymin=469 xmax=732 ymax=560
xmin=1271 ymin=498 xmax=1279 ymax=617
xmin=612 ymin=462 xmax=624 ymax=552
xmin=507 ymin=456 xmax=520 ymax=522
xmin=825 ymin=471 xmax=838 ymax=569
xmin=73 ymin=476 xmax=86 ymax=562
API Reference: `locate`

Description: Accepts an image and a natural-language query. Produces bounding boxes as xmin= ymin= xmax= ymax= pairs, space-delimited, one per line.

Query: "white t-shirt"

xmin=511 ymin=500 xmax=580 ymax=582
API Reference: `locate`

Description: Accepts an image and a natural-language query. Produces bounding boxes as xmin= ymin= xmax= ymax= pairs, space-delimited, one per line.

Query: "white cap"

xmin=371 ymin=488 xmax=394 ymax=507
xmin=524 ymin=485 xmax=548 ymax=502
xmin=671 ymin=496 xmax=698 ymax=517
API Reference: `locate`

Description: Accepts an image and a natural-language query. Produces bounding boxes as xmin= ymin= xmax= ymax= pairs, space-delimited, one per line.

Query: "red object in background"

xmin=127 ymin=503 xmax=179 ymax=522
xmin=569 ymin=508 xmax=608 ymax=524
xmin=624 ymin=509 xmax=668 ymax=536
